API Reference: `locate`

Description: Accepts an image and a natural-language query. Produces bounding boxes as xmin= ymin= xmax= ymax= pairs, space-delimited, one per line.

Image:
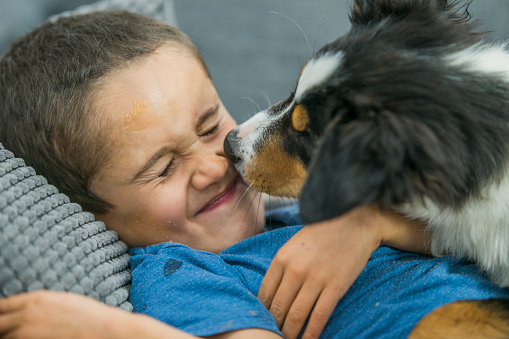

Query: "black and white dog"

xmin=224 ymin=0 xmax=509 ymax=288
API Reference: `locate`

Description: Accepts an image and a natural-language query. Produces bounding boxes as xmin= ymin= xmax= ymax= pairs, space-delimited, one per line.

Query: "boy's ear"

xmin=298 ymin=97 xmax=464 ymax=224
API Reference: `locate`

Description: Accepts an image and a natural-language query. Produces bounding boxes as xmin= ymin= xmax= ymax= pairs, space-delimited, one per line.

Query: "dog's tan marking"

xmin=244 ymin=136 xmax=307 ymax=198
xmin=409 ymin=299 xmax=509 ymax=339
xmin=353 ymin=1 xmax=361 ymax=15
xmin=292 ymin=104 xmax=309 ymax=132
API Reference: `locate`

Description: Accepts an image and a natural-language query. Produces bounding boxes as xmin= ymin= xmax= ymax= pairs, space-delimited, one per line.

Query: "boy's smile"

xmin=195 ymin=175 xmax=241 ymax=216
xmin=89 ymin=47 xmax=265 ymax=252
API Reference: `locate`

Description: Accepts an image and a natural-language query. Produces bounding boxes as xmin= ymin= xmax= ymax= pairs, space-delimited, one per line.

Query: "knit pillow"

xmin=0 ymin=143 xmax=132 ymax=311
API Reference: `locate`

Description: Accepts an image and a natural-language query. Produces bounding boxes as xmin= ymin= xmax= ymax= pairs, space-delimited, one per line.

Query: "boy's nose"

xmin=192 ymin=151 xmax=229 ymax=190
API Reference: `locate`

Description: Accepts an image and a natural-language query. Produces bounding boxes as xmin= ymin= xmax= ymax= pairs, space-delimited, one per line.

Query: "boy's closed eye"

xmin=157 ymin=122 xmax=220 ymax=179
xmin=196 ymin=104 xmax=221 ymax=137
xmin=198 ymin=124 xmax=219 ymax=137
xmin=159 ymin=159 xmax=177 ymax=177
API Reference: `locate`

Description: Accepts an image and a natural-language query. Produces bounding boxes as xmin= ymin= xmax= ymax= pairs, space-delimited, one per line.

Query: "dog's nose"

xmin=224 ymin=131 xmax=241 ymax=164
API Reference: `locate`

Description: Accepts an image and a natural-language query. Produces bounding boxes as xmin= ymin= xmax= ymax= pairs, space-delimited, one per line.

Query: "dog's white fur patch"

xmin=399 ymin=167 xmax=509 ymax=286
xmin=235 ymin=111 xmax=271 ymax=163
xmin=233 ymin=105 xmax=292 ymax=173
xmin=445 ymin=43 xmax=509 ymax=80
xmin=295 ymin=53 xmax=342 ymax=101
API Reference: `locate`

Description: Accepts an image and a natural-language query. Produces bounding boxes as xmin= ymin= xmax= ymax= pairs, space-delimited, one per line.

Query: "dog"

xmin=224 ymin=0 xmax=509 ymax=335
xmin=225 ymin=0 xmax=509 ymax=287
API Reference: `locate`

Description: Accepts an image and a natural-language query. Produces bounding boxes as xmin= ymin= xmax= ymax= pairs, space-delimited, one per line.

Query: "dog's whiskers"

xmin=268 ymin=188 xmax=272 ymax=231
xmin=232 ymin=176 xmax=260 ymax=217
xmin=268 ymin=188 xmax=273 ymax=245
xmin=253 ymin=183 xmax=265 ymax=247
xmin=241 ymin=97 xmax=262 ymax=114
xmin=233 ymin=179 xmax=265 ymax=244
xmin=257 ymin=89 xmax=272 ymax=107
xmin=269 ymin=11 xmax=311 ymax=57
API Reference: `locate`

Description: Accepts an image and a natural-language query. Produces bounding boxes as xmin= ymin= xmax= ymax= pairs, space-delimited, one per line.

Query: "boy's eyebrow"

xmin=196 ymin=105 xmax=219 ymax=132
xmin=132 ymin=146 xmax=173 ymax=182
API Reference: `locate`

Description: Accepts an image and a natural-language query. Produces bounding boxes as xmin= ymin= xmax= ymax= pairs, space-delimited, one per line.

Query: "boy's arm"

xmin=0 ymin=290 xmax=282 ymax=339
xmin=258 ymin=206 xmax=430 ymax=339
xmin=207 ymin=329 xmax=282 ymax=339
xmin=376 ymin=207 xmax=431 ymax=253
xmin=0 ymin=291 xmax=196 ymax=339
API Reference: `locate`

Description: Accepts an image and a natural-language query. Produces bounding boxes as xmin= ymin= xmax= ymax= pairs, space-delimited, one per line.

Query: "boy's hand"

xmin=0 ymin=290 xmax=123 ymax=339
xmin=258 ymin=206 xmax=429 ymax=339
xmin=0 ymin=290 xmax=199 ymax=339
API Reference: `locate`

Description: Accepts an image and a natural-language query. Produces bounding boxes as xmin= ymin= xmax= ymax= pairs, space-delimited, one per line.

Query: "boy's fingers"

xmin=301 ymin=289 xmax=339 ymax=339
xmin=0 ymin=295 xmax=25 ymax=314
xmin=0 ymin=312 xmax=21 ymax=335
xmin=258 ymin=262 xmax=284 ymax=308
xmin=268 ymin=273 xmax=303 ymax=328
xmin=281 ymin=283 xmax=322 ymax=339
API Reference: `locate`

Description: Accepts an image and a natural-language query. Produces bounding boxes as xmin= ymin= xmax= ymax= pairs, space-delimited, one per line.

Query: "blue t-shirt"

xmin=129 ymin=204 xmax=509 ymax=338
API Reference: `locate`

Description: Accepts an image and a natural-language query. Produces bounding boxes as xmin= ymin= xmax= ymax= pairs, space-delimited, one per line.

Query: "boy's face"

xmin=90 ymin=47 xmax=265 ymax=253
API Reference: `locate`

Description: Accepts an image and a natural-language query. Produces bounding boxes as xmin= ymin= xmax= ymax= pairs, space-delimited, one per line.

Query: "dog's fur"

xmin=224 ymin=0 xmax=509 ymax=334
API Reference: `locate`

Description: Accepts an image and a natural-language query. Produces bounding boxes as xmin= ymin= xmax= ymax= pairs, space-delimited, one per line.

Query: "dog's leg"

xmin=409 ymin=299 xmax=509 ymax=338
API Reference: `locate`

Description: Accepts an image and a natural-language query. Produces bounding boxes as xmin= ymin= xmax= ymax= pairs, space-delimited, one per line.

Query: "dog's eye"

xmin=291 ymin=104 xmax=309 ymax=132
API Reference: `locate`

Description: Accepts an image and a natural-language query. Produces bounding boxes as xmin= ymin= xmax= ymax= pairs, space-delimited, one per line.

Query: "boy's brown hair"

xmin=0 ymin=11 xmax=208 ymax=213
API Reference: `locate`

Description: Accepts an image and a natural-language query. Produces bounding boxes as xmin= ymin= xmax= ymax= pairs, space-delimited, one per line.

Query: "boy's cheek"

xmin=152 ymin=189 xmax=189 ymax=231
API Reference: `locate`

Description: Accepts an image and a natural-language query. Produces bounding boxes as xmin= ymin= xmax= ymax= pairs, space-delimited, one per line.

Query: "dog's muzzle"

xmin=224 ymin=129 xmax=242 ymax=165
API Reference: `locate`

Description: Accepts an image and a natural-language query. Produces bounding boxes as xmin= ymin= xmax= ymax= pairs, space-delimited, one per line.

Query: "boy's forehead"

xmin=96 ymin=47 xmax=206 ymax=129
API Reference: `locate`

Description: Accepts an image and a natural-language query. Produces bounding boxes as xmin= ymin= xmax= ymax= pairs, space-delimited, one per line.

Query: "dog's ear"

xmin=350 ymin=0 xmax=452 ymax=25
xmin=299 ymin=94 xmax=465 ymax=224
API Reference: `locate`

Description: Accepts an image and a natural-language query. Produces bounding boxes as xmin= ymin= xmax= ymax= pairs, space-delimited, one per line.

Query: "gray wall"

xmin=1 ymin=0 xmax=509 ymax=123
xmin=175 ymin=0 xmax=509 ymax=123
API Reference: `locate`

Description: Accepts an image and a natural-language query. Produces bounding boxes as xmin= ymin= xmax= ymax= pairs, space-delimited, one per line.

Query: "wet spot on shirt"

xmin=164 ymin=258 xmax=183 ymax=276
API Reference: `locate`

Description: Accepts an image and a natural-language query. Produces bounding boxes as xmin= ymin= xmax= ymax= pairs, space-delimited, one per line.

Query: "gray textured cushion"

xmin=0 ymin=144 xmax=132 ymax=311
